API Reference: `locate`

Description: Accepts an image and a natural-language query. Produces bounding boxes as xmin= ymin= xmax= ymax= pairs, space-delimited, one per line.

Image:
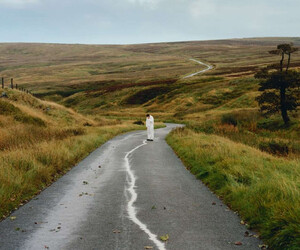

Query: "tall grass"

xmin=166 ymin=127 xmax=300 ymax=250
xmin=189 ymin=110 xmax=300 ymax=159
xmin=0 ymin=91 xmax=146 ymax=219
xmin=0 ymin=124 xmax=142 ymax=219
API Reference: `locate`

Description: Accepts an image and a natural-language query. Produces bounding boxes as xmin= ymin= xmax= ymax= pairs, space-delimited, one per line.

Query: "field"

xmin=0 ymin=37 xmax=300 ymax=249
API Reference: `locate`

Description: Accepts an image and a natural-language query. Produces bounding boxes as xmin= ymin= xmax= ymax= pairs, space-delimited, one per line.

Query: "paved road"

xmin=183 ymin=59 xmax=213 ymax=79
xmin=0 ymin=124 xmax=261 ymax=250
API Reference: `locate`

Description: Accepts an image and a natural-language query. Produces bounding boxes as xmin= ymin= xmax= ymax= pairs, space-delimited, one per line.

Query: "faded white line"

xmin=124 ymin=140 xmax=166 ymax=250
xmin=182 ymin=58 xmax=213 ymax=79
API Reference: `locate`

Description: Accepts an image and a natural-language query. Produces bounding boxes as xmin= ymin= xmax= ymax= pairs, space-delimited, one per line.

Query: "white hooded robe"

xmin=146 ymin=115 xmax=154 ymax=140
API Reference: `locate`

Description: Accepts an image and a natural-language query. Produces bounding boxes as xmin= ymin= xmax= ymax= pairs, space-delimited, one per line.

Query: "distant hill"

xmin=1 ymin=37 xmax=299 ymax=122
xmin=0 ymin=37 xmax=299 ymax=102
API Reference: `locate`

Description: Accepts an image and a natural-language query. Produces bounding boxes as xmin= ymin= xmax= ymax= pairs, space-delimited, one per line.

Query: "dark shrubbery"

xmin=221 ymin=113 xmax=238 ymax=126
xmin=125 ymin=86 xmax=172 ymax=105
xmin=259 ymin=140 xmax=289 ymax=156
xmin=83 ymin=122 xmax=92 ymax=127
xmin=221 ymin=110 xmax=259 ymax=128
xmin=133 ymin=120 xmax=144 ymax=125
xmin=257 ymin=117 xmax=286 ymax=131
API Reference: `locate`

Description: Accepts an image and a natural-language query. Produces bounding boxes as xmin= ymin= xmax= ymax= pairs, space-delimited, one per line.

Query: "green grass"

xmin=166 ymin=127 xmax=300 ymax=249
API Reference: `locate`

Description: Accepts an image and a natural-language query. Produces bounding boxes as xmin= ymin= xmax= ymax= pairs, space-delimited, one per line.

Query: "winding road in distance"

xmin=183 ymin=58 xmax=213 ymax=79
xmin=0 ymin=124 xmax=261 ymax=250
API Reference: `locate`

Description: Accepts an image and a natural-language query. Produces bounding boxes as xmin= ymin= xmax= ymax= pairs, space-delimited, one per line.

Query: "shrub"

xmin=257 ymin=117 xmax=286 ymax=131
xmin=188 ymin=121 xmax=216 ymax=134
xmin=133 ymin=120 xmax=144 ymax=125
xmin=221 ymin=113 xmax=238 ymax=126
xmin=259 ymin=140 xmax=289 ymax=156
xmin=83 ymin=122 xmax=92 ymax=127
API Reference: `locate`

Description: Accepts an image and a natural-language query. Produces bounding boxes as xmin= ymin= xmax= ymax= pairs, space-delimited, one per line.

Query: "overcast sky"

xmin=0 ymin=0 xmax=299 ymax=44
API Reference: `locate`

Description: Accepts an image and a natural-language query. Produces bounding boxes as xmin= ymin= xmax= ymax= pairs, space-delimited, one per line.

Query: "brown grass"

xmin=0 ymin=89 xmax=147 ymax=219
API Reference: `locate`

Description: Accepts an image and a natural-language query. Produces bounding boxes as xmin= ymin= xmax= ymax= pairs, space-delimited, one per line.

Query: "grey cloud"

xmin=0 ymin=0 xmax=299 ymax=44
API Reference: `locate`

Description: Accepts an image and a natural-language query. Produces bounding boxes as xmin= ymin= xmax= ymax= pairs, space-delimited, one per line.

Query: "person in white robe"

xmin=146 ymin=114 xmax=154 ymax=141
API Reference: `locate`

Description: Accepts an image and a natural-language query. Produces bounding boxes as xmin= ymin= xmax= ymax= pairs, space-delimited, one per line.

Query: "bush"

xmin=83 ymin=122 xmax=92 ymax=127
xmin=133 ymin=120 xmax=144 ymax=125
xmin=259 ymin=140 xmax=289 ymax=156
xmin=221 ymin=113 xmax=238 ymax=126
xmin=188 ymin=121 xmax=216 ymax=134
xmin=257 ymin=117 xmax=286 ymax=131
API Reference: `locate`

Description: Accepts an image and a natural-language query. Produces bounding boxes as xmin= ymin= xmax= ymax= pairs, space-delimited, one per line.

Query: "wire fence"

xmin=1 ymin=77 xmax=33 ymax=95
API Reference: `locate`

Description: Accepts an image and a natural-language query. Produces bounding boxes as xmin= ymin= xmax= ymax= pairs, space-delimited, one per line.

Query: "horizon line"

xmin=0 ymin=36 xmax=299 ymax=46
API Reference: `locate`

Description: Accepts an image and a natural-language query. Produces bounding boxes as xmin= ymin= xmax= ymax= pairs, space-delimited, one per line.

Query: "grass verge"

xmin=0 ymin=124 xmax=144 ymax=220
xmin=166 ymin=127 xmax=300 ymax=250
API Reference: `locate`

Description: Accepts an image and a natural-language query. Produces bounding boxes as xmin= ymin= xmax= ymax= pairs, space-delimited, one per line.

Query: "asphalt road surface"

xmin=182 ymin=59 xmax=213 ymax=79
xmin=0 ymin=124 xmax=261 ymax=250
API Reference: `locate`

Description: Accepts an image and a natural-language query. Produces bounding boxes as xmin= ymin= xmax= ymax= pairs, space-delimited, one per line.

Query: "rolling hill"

xmin=0 ymin=37 xmax=299 ymax=249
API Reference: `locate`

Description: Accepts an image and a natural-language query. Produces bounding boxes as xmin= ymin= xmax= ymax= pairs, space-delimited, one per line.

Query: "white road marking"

xmin=124 ymin=140 xmax=166 ymax=250
xmin=182 ymin=58 xmax=213 ymax=79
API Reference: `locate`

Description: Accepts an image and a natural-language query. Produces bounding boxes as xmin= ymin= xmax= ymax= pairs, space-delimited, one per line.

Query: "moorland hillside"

xmin=1 ymin=38 xmax=299 ymax=249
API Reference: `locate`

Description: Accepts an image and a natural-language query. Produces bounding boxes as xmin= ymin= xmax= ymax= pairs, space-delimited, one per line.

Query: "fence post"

xmin=1 ymin=77 xmax=3 ymax=89
xmin=11 ymin=78 xmax=13 ymax=89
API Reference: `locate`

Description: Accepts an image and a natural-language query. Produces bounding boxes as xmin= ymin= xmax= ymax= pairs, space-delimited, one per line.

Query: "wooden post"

xmin=11 ymin=78 xmax=13 ymax=89
xmin=1 ymin=77 xmax=3 ymax=89
xmin=16 ymin=84 xmax=18 ymax=89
